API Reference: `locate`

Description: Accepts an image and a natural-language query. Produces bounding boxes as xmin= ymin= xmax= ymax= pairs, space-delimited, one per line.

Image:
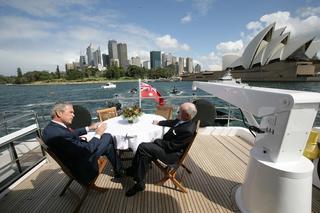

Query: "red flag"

xmin=140 ymin=82 xmax=164 ymax=105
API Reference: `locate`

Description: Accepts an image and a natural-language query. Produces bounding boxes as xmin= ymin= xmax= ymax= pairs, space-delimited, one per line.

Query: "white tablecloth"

xmin=103 ymin=113 xmax=168 ymax=153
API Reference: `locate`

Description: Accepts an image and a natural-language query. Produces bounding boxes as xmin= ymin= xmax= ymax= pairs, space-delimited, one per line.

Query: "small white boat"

xmin=101 ymin=82 xmax=116 ymax=89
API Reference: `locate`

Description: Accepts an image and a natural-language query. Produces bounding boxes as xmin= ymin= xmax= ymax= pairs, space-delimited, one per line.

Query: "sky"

xmin=0 ymin=0 xmax=320 ymax=76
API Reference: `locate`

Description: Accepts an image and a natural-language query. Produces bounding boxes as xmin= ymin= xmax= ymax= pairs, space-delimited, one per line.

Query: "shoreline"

xmin=21 ymin=79 xmax=139 ymax=85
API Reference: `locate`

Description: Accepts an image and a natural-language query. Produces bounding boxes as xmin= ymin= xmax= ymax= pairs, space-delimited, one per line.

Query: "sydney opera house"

xmin=182 ymin=22 xmax=320 ymax=82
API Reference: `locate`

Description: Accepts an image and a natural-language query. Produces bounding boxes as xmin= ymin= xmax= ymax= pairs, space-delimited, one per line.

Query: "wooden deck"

xmin=1 ymin=133 xmax=320 ymax=213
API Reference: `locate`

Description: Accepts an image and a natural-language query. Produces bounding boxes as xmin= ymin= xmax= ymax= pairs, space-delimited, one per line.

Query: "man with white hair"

xmin=125 ymin=102 xmax=198 ymax=197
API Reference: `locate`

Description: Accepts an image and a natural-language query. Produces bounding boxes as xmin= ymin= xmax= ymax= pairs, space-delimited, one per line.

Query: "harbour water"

xmin=1 ymin=80 xmax=320 ymax=125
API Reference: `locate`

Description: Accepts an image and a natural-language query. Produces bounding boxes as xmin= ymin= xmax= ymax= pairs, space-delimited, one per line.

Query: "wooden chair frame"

xmin=153 ymin=120 xmax=200 ymax=193
xmin=155 ymin=105 xmax=174 ymax=120
xmin=36 ymin=137 xmax=108 ymax=213
xmin=96 ymin=107 xmax=117 ymax=122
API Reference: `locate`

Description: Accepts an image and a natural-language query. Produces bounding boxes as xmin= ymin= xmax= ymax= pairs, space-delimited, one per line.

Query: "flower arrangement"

xmin=122 ymin=105 xmax=142 ymax=123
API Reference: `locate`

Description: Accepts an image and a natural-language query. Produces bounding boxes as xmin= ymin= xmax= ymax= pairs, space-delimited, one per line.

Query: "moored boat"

xmin=101 ymin=82 xmax=116 ymax=89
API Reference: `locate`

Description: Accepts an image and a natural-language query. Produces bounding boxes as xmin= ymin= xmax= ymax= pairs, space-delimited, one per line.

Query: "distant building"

xmin=143 ymin=61 xmax=150 ymax=69
xmin=110 ymin=58 xmax=119 ymax=67
xmin=86 ymin=43 xmax=94 ymax=66
xmin=92 ymin=47 xmax=101 ymax=67
xmin=117 ymin=43 xmax=128 ymax=69
xmin=195 ymin=64 xmax=201 ymax=73
xmin=150 ymin=51 xmax=161 ymax=70
xmin=131 ymin=56 xmax=141 ymax=67
xmin=108 ymin=40 xmax=118 ymax=60
xmin=178 ymin=57 xmax=184 ymax=76
xmin=102 ymin=54 xmax=109 ymax=67
xmin=79 ymin=55 xmax=86 ymax=70
xmin=186 ymin=57 xmax=193 ymax=73
xmin=162 ymin=53 xmax=174 ymax=67
xmin=65 ymin=62 xmax=80 ymax=71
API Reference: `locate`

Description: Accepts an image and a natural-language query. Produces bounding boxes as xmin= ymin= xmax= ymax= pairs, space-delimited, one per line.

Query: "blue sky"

xmin=0 ymin=0 xmax=320 ymax=76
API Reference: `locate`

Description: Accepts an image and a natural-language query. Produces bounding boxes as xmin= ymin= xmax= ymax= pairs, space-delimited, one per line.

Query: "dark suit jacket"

xmin=158 ymin=119 xmax=196 ymax=153
xmin=42 ymin=121 xmax=101 ymax=185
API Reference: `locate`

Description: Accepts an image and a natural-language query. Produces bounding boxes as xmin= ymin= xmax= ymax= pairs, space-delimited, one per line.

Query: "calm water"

xmin=1 ymin=81 xmax=320 ymax=125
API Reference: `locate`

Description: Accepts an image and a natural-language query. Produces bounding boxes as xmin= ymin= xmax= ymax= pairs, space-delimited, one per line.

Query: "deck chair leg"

xmin=157 ymin=176 xmax=170 ymax=186
xmin=170 ymin=178 xmax=187 ymax=193
xmin=60 ymin=178 xmax=74 ymax=196
xmin=181 ymin=163 xmax=192 ymax=174
xmin=74 ymin=187 xmax=90 ymax=213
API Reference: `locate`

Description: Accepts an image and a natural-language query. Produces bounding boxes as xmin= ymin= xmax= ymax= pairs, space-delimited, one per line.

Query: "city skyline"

xmin=0 ymin=0 xmax=319 ymax=76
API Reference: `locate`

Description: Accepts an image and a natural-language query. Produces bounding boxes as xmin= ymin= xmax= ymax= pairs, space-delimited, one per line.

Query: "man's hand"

xmin=88 ymin=122 xmax=101 ymax=131
xmin=95 ymin=123 xmax=106 ymax=136
xmin=152 ymin=120 xmax=159 ymax=125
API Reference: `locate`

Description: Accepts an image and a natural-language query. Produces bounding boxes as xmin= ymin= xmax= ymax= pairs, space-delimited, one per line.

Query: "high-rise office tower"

xmin=86 ymin=43 xmax=94 ymax=66
xmin=186 ymin=57 xmax=193 ymax=73
xmin=108 ymin=40 xmax=118 ymax=59
xmin=150 ymin=51 xmax=161 ymax=70
xmin=93 ymin=47 xmax=101 ymax=67
xmin=178 ymin=57 xmax=184 ymax=75
xmin=102 ymin=54 xmax=110 ymax=67
xmin=117 ymin=43 xmax=128 ymax=69
xmin=162 ymin=53 xmax=173 ymax=66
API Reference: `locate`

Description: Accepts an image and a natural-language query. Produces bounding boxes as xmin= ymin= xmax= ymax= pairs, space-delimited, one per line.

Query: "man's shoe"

xmin=125 ymin=183 xmax=145 ymax=197
xmin=114 ymin=169 xmax=125 ymax=178
xmin=125 ymin=167 xmax=134 ymax=177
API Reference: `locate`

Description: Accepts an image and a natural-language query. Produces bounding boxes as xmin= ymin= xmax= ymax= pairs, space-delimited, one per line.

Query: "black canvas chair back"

xmin=153 ymin=120 xmax=200 ymax=193
xmin=70 ymin=105 xmax=92 ymax=129
xmin=36 ymin=137 xmax=108 ymax=213
xmin=192 ymin=99 xmax=216 ymax=127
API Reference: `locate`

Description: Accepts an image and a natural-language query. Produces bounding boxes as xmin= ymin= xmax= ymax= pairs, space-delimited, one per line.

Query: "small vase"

xmin=127 ymin=117 xmax=138 ymax=124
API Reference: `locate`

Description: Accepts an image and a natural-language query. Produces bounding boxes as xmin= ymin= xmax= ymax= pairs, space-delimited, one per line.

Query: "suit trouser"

xmin=91 ymin=133 xmax=123 ymax=174
xmin=132 ymin=139 xmax=180 ymax=185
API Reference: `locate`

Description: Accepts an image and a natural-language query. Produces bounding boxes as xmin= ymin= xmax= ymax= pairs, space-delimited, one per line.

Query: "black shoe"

xmin=114 ymin=169 xmax=125 ymax=178
xmin=125 ymin=167 xmax=134 ymax=177
xmin=125 ymin=183 xmax=145 ymax=197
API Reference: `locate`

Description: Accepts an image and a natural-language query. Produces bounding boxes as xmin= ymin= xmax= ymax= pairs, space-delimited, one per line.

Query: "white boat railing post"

xmin=138 ymin=79 xmax=142 ymax=108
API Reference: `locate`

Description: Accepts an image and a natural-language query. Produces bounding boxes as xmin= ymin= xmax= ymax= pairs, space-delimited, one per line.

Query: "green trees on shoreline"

xmin=0 ymin=65 xmax=178 ymax=84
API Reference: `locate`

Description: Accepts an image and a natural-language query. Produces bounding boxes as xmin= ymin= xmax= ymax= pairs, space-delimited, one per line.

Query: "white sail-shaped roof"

xmin=252 ymin=44 xmax=266 ymax=67
xmin=306 ymin=40 xmax=320 ymax=58
xmin=230 ymin=57 xmax=243 ymax=68
xmin=222 ymin=55 xmax=241 ymax=70
xmin=241 ymin=23 xmax=275 ymax=69
xmin=272 ymin=27 xmax=286 ymax=39
xmin=281 ymin=36 xmax=314 ymax=60
xmin=263 ymin=32 xmax=289 ymax=65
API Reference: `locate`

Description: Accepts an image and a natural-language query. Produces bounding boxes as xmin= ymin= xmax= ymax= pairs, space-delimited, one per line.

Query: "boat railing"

xmin=0 ymin=110 xmax=45 ymax=195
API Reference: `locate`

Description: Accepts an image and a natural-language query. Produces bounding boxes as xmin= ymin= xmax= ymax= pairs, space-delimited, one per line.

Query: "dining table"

xmin=90 ymin=113 xmax=169 ymax=154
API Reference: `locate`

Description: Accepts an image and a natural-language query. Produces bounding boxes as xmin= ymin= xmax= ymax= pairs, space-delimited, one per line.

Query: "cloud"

xmin=181 ymin=13 xmax=192 ymax=24
xmin=197 ymin=51 xmax=222 ymax=71
xmin=246 ymin=21 xmax=263 ymax=31
xmin=297 ymin=6 xmax=320 ymax=17
xmin=216 ymin=40 xmax=243 ymax=55
xmin=0 ymin=0 xmax=94 ymax=17
xmin=192 ymin=0 xmax=215 ymax=16
xmin=155 ymin=34 xmax=190 ymax=51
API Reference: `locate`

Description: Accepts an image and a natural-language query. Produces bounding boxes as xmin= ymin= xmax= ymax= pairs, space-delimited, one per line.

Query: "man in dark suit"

xmin=42 ymin=102 xmax=124 ymax=185
xmin=125 ymin=102 xmax=198 ymax=197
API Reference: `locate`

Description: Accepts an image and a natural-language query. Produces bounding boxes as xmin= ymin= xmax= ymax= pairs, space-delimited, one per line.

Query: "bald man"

xmin=125 ymin=102 xmax=197 ymax=197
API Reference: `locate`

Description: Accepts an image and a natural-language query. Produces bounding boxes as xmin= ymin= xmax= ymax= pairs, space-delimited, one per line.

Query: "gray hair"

xmin=51 ymin=102 xmax=72 ymax=118
xmin=183 ymin=102 xmax=197 ymax=120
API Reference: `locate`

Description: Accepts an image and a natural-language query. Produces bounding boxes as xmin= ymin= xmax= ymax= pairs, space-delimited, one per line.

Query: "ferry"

xmin=1 ymin=81 xmax=320 ymax=212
